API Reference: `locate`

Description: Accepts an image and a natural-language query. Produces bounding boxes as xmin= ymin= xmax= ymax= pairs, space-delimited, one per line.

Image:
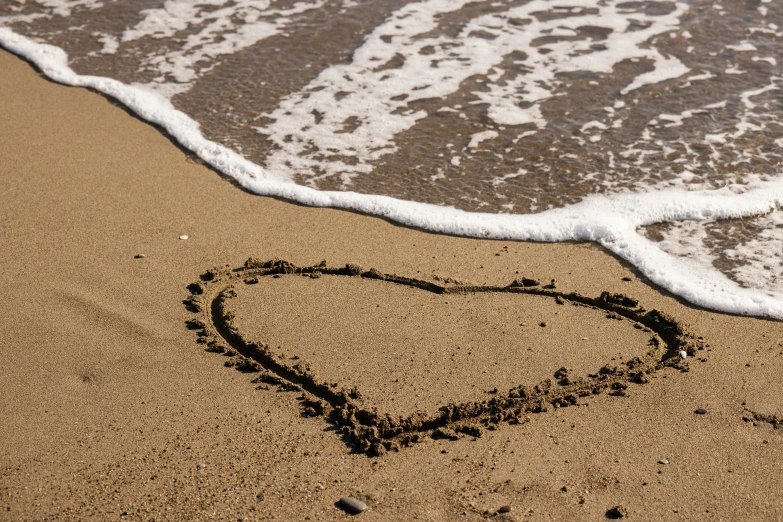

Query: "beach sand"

xmin=1 ymin=49 xmax=781 ymax=520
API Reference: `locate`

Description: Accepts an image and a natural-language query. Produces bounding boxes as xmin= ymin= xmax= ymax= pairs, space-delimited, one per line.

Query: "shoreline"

xmin=2 ymin=27 xmax=782 ymax=321
xmin=1 ymin=49 xmax=782 ymax=520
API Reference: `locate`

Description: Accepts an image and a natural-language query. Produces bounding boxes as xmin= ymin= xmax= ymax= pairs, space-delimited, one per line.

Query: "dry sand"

xmin=0 ymin=49 xmax=781 ymax=521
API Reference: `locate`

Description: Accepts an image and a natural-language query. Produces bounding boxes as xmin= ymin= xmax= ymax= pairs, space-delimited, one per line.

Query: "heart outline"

xmin=185 ymin=258 xmax=697 ymax=456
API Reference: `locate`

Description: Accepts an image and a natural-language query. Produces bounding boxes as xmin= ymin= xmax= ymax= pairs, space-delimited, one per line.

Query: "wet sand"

xmin=1 ymin=49 xmax=782 ymax=520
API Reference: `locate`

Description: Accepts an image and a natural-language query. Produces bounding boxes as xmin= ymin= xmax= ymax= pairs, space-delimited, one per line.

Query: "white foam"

xmin=581 ymin=121 xmax=608 ymax=132
xmin=615 ymin=76 xmax=782 ymax=193
xmin=35 ymin=0 xmax=103 ymax=18
xmin=726 ymin=41 xmax=757 ymax=52
xmin=683 ymin=71 xmax=715 ymax=83
xmin=93 ymin=32 xmax=117 ymax=55
xmin=705 ymin=134 xmax=726 ymax=144
xmin=1 ymin=23 xmax=782 ymax=320
xmin=650 ymin=211 xmax=783 ymax=301
xmin=119 ymin=0 xmax=324 ymax=91
xmin=490 ymin=169 xmax=526 ymax=187
xmin=619 ymin=54 xmax=690 ymax=95
xmin=753 ymin=57 xmax=777 ymax=66
xmin=258 ymin=0 xmax=689 ymax=183
xmin=724 ymin=212 xmax=783 ymax=298
xmin=0 ymin=0 xmax=101 ymax=24
xmin=467 ymin=130 xmax=498 ymax=150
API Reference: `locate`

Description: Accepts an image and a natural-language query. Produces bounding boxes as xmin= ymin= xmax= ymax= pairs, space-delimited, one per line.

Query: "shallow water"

xmin=1 ymin=0 xmax=781 ymax=316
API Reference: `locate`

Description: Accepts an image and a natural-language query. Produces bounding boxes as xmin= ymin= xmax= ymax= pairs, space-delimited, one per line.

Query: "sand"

xmin=0 ymin=49 xmax=781 ymax=521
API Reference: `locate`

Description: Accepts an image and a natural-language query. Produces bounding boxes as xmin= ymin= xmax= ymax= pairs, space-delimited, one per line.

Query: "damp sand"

xmin=1 ymin=50 xmax=782 ymax=521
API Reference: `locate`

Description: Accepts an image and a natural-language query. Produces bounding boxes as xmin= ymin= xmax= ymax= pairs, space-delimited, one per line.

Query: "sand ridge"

xmin=185 ymin=258 xmax=701 ymax=457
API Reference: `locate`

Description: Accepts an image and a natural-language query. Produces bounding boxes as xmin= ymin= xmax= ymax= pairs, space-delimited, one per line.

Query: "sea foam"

xmin=1 ymin=5 xmax=782 ymax=320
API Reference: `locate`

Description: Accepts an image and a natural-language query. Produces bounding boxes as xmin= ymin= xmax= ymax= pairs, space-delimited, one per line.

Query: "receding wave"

xmin=1 ymin=0 xmax=781 ymax=318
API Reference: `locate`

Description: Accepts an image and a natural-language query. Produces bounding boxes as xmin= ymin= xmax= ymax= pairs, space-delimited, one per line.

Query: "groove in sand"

xmin=185 ymin=258 xmax=701 ymax=456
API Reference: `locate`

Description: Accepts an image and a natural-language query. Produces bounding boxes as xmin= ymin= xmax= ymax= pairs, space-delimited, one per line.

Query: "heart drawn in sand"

xmin=185 ymin=259 xmax=698 ymax=456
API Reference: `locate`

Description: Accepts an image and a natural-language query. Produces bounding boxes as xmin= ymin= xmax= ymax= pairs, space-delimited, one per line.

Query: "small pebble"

xmin=315 ymin=484 xmax=325 ymax=491
xmin=179 ymin=235 xmax=189 ymax=240
xmin=695 ymin=408 xmax=708 ymax=415
xmin=539 ymin=322 xmax=547 ymax=327
xmin=134 ymin=254 xmax=145 ymax=259
xmin=339 ymin=497 xmax=367 ymax=514
xmin=679 ymin=350 xmax=687 ymax=359
xmin=606 ymin=505 xmax=627 ymax=519
xmin=497 ymin=505 xmax=512 ymax=514
xmin=658 ymin=459 xmax=669 ymax=465
xmin=196 ymin=463 xmax=206 ymax=469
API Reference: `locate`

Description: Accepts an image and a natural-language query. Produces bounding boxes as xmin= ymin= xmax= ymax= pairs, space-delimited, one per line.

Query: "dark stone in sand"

xmin=606 ymin=505 xmax=627 ymax=519
xmin=339 ymin=497 xmax=367 ymax=514
xmin=695 ymin=408 xmax=708 ymax=415
xmin=133 ymin=253 xmax=145 ymax=259
xmin=539 ymin=322 xmax=547 ymax=327
xmin=498 ymin=504 xmax=512 ymax=513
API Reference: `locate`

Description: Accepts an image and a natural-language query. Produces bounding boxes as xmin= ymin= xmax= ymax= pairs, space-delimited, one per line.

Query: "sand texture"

xmin=1 ymin=50 xmax=782 ymax=521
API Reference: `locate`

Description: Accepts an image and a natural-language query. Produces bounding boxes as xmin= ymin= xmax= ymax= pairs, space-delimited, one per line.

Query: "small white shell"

xmin=179 ymin=235 xmax=189 ymax=240
xmin=679 ymin=350 xmax=687 ymax=359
